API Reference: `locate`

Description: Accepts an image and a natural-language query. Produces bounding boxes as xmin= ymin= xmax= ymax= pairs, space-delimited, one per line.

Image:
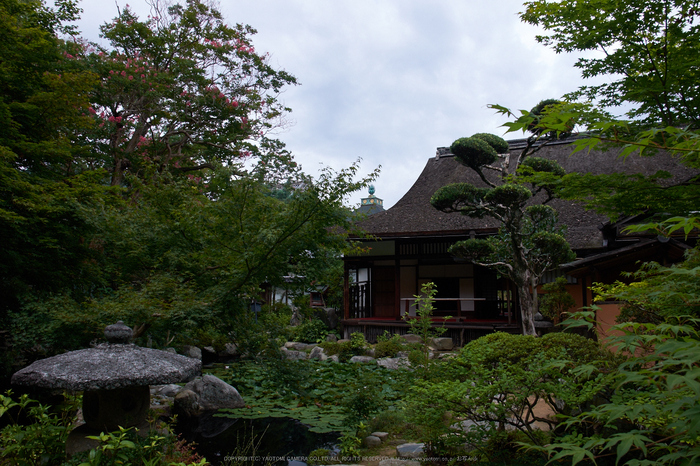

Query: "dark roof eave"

xmin=561 ymin=238 xmax=691 ymax=274
xmin=348 ymin=228 xmax=500 ymax=241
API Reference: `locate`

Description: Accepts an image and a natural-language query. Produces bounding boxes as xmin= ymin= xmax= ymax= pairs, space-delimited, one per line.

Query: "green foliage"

xmin=289 ymin=319 xmax=329 ymax=344
xmin=471 ymin=133 xmax=510 ymax=154
xmin=592 ymin=247 xmax=700 ymax=323
xmin=0 ymin=391 xmax=205 ymax=466
xmin=306 ymin=448 xmax=331 ymax=466
xmin=342 ymin=380 xmax=386 ymax=427
xmin=403 ymin=282 xmax=448 ymax=370
xmin=374 ymin=332 xmax=405 ymax=358
xmin=318 ymin=331 xmax=368 ymax=362
xmin=539 ymin=277 xmax=576 ymax=324
xmin=448 ymin=239 xmax=496 ymax=262
xmin=519 ymin=156 xmax=566 ymax=177
xmin=521 ymin=0 xmax=700 ymax=129
xmin=0 ymin=391 xmax=76 ymax=465
xmin=531 ymin=318 xmax=700 ymax=465
xmin=216 ymin=359 xmax=413 ymax=435
xmin=483 ymin=183 xmax=532 ymax=208
xmin=407 ymin=332 xmax=617 ymax=457
xmin=337 ymin=430 xmax=363 ymax=461
xmin=0 ymin=0 xmax=378 ymax=371
xmin=430 ymin=183 xmax=490 ymax=215
xmin=433 ymin=131 xmax=574 ymax=335
xmin=450 ymin=137 xmax=498 ymax=169
xmin=528 ymin=99 xmax=573 ymax=139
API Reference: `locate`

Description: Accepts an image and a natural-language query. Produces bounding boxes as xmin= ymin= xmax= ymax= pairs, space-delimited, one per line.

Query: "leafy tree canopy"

xmin=0 ymin=0 xmax=378 ymax=362
xmin=522 ymin=0 xmax=700 ymax=129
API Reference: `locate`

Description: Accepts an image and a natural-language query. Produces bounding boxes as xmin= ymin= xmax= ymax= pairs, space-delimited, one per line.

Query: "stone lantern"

xmin=12 ymin=321 xmax=201 ymax=452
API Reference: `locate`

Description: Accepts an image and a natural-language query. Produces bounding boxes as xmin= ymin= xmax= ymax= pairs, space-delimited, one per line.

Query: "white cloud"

xmin=73 ymin=0 xmax=598 ymax=208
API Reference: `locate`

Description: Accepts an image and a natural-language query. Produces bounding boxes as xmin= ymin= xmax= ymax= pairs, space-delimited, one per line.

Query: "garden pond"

xmin=179 ymin=359 xmax=413 ymax=464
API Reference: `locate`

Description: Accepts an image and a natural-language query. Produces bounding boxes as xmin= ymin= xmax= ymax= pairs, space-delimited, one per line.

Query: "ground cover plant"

xmin=212 ymin=358 xmax=413 ymax=434
xmin=0 ymin=391 xmax=207 ymax=465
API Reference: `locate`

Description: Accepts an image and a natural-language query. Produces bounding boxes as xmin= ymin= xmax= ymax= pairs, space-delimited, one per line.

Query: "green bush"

xmin=289 ymin=318 xmax=329 ymax=343
xmin=0 ymin=391 xmax=206 ymax=466
xmin=407 ymin=331 xmax=618 ymax=461
xmin=539 ymin=276 xmax=576 ymax=324
xmin=319 ymin=332 xmax=367 ymax=362
xmin=374 ymin=332 xmax=405 ymax=358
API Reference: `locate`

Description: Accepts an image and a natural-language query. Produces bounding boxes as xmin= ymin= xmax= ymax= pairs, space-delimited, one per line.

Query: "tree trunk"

xmin=518 ymin=282 xmax=537 ymax=336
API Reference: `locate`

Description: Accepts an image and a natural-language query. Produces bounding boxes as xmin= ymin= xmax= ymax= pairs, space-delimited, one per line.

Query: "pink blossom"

xmin=128 ymin=76 xmax=133 ymax=80
xmin=121 ymin=71 xmax=126 ymax=77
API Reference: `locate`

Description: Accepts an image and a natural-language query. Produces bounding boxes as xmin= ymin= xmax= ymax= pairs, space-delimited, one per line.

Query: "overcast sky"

xmin=74 ymin=0 xmax=597 ymax=209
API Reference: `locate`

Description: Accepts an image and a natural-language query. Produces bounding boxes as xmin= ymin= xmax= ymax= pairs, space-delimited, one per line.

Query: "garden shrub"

xmin=289 ymin=318 xmax=329 ymax=343
xmin=320 ymin=332 xmax=367 ymax=362
xmin=531 ymin=316 xmax=700 ymax=465
xmin=374 ymin=332 xmax=405 ymax=358
xmin=0 ymin=391 xmax=206 ymax=466
xmin=407 ymin=331 xmax=618 ymax=461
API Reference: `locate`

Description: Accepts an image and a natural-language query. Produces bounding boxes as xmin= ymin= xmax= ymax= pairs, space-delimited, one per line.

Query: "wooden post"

xmin=343 ymin=264 xmax=350 ymax=320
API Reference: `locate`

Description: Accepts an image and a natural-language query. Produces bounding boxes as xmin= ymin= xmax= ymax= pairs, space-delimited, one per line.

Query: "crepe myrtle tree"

xmin=74 ymin=0 xmax=298 ymax=187
xmin=430 ymin=133 xmax=575 ymax=335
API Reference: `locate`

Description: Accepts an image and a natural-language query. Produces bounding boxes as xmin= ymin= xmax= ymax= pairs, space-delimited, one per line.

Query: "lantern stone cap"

xmin=11 ymin=323 xmax=201 ymax=391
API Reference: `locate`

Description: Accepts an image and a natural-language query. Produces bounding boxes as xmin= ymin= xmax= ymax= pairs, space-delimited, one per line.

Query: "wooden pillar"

xmin=343 ymin=262 xmax=350 ymax=320
xmin=394 ymin=256 xmax=401 ymax=319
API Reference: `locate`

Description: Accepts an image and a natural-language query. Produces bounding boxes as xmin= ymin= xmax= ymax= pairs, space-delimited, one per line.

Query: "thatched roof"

xmin=355 ymin=137 xmax=696 ymax=251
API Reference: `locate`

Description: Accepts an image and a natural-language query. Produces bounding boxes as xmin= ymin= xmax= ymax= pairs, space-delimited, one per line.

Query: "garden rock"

xmin=371 ymin=431 xmax=389 ymax=441
xmin=174 ymin=389 xmax=200 ymax=417
xmin=283 ymin=350 xmax=308 ymax=360
xmin=326 ymin=333 xmax=338 ymax=342
xmin=182 ymin=345 xmax=202 ymax=360
xmin=365 ymin=347 xmax=376 ymax=357
xmin=151 ymin=383 xmax=182 ymax=398
xmin=329 ymin=355 xmax=340 ymax=363
xmin=349 ymin=355 xmax=376 ymax=364
xmin=377 ymin=357 xmax=410 ymax=370
xmin=178 ymin=374 xmax=245 ymax=414
xmin=396 ymin=443 xmax=424 ymax=458
xmin=430 ymin=337 xmax=454 ymax=351
xmin=219 ymin=343 xmax=238 ymax=357
xmin=379 ymin=460 xmax=420 ymax=466
xmin=284 ymin=341 xmax=316 ymax=351
xmin=401 ymin=334 xmax=423 ymax=344
xmin=364 ymin=435 xmax=382 ymax=447
xmin=308 ymin=346 xmax=327 ymax=361
xmin=325 ymin=307 xmax=339 ymax=329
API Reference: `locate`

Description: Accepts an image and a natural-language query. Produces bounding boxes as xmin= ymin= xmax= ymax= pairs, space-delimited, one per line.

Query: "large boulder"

xmin=349 ymin=356 xmax=376 ymax=364
xmin=175 ymin=374 xmax=245 ymax=416
xmin=282 ymin=350 xmax=308 ymax=361
xmin=181 ymin=345 xmax=202 ymax=360
xmin=308 ymin=346 xmax=327 ymax=361
xmin=396 ymin=443 xmax=424 ymax=458
xmin=430 ymin=337 xmax=454 ymax=351
xmin=377 ymin=357 xmax=410 ymax=370
xmin=401 ymin=334 xmax=423 ymax=344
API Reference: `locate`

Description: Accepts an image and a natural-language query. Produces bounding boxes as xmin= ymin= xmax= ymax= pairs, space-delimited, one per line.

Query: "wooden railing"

xmin=401 ymin=297 xmax=489 ymax=321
